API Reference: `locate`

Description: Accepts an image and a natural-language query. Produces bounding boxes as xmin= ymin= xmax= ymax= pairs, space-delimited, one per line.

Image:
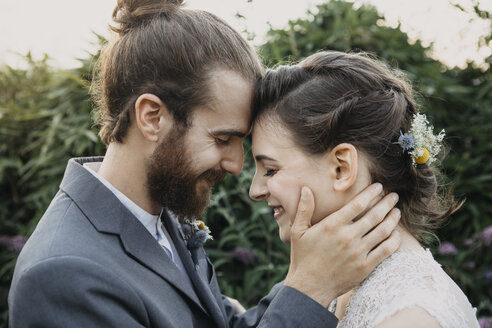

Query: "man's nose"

xmin=220 ymin=143 xmax=244 ymax=176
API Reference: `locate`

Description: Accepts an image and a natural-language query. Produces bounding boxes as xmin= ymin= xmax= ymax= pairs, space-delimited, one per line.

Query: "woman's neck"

xmin=395 ymin=224 xmax=422 ymax=251
xmin=334 ymin=224 xmax=421 ymax=320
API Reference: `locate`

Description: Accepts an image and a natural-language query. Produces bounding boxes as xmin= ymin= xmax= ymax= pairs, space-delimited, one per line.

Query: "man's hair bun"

xmin=111 ymin=0 xmax=184 ymax=35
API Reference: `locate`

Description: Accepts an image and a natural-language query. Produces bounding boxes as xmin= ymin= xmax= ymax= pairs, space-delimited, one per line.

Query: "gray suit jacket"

xmin=9 ymin=157 xmax=337 ymax=327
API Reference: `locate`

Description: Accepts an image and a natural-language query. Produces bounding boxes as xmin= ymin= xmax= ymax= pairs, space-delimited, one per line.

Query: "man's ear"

xmin=134 ymin=93 xmax=173 ymax=142
xmin=329 ymin=143 xmax=359 ymax=192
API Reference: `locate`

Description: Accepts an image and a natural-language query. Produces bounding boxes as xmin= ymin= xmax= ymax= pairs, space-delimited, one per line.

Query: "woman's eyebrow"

xmin=255 ymin=154 xmax=278 ymax=162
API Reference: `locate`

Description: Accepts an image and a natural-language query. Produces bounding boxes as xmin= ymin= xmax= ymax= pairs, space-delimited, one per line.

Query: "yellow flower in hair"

xmin=403 ymin=113 xmax=445 ymax=166
xmin=415 ymin=147 xmax=430 ymax=164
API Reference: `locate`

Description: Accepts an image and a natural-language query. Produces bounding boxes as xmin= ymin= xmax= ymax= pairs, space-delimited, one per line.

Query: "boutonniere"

xmin=180 ymin=219 xmax=213 ymax=267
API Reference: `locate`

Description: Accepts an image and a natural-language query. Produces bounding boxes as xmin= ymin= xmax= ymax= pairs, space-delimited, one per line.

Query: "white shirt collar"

xmin=83 ymin=162 xmax=174 ymax=258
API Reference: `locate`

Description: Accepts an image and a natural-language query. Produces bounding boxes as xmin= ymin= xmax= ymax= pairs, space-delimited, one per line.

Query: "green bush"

xmin=1 ymin=1 xmax=490 ymax=326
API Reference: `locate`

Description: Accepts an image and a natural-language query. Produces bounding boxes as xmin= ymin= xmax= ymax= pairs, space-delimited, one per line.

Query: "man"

xmin=9 ymin=1 xmax=401 ymax=327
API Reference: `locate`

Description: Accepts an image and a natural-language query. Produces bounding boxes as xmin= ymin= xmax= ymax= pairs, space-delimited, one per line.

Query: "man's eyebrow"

xmin=211 ymin=129 xmax=247 ymax=138
xmin=255 ymin=155 xmax=278 ymax=162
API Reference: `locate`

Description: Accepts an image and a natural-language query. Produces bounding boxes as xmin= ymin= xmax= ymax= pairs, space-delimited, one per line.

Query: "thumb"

xmin=291 ymin=186 xmax=315 ymax=235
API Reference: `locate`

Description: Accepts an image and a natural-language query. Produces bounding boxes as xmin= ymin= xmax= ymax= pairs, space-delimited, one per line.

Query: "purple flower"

xmin=478 ymin=317 xmax=492 ymax=328
xmin=438 ymin=242 xmax=458 ymax=255
xmin=228 ymin=247 xmax=257 ymax=266
xmin=396 ymin=131 xmax=415 ymax=151
xmin=180 ymin=219 xmax=212 ymax=251
xmin=181 ymin=223 xmax=192 ymax=236
xmin=482 ymin=225 xmax=492 ymax=247
xmin=464 ymin=238 xmax=475 ymax=247
xmin=187 ymin=230 xmax=209 ymax=250
xmin=485 ymin=271 xmax=492 ymax=281
xmin=0 ymin=235 xmax=27 ymax=253
xmin=463 ymin=261 xmax=475 ymax=270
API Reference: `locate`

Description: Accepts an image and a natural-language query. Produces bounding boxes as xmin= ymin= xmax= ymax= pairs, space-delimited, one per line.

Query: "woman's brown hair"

xmin=253 ymin=51 xmax=460 ymax=245
xmin=92 ymin=0 xmax=263 ymax=145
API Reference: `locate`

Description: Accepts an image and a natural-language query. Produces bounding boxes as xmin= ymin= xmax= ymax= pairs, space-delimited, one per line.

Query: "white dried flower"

xmin=407 ymin=113 xmax=445 ymax=166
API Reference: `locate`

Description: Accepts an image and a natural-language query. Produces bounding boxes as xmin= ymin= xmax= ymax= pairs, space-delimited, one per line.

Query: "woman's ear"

xmin=134 ymin=93 xmax=173 ymax=142
xmin=330 ymin=143 xmax=359 ymax=192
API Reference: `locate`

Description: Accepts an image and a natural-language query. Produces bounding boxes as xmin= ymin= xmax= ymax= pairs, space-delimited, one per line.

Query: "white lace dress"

xmin=328 ymin=248 xmax=479 ymax=327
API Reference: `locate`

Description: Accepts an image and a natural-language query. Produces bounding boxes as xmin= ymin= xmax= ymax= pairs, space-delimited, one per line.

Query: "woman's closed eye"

xmin=264 ymin=168 xmax=277 ymax=177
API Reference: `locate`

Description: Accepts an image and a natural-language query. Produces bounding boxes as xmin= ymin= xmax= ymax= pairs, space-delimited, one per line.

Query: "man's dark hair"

xmin=92 ymin=0 xmax=263 ymax=145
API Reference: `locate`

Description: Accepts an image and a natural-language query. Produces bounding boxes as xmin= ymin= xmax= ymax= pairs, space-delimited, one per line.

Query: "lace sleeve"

xmin=336 ymin=249 xmax=479 ymax=328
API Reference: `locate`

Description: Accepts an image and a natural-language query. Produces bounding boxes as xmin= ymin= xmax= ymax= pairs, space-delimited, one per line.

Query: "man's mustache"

xmin=199 ymin=169 xmax=227 ymax=185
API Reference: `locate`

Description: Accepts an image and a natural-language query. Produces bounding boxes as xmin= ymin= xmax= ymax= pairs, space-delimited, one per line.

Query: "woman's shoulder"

xmin=339 ymin=247 xmax=479 ymax=328
xmin=366 ymin=247 xmax=443 ymax=290
xmin=356 ymin=248 xmax=445 ymax=303
xmin=373 ymin=306 xmax=442 ymax=328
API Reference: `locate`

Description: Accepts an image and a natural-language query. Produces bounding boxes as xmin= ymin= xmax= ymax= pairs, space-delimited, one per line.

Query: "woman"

xmin=249 ymin=51 xmax=479 ymax=327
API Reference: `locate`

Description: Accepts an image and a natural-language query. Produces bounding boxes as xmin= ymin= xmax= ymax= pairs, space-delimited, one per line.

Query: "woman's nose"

xmin=249 ymin=172 xmax=268 ymax=200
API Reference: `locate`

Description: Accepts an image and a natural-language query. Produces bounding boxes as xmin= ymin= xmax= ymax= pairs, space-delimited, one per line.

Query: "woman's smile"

xmin=270 ymin=205 xmax=285 ymax=221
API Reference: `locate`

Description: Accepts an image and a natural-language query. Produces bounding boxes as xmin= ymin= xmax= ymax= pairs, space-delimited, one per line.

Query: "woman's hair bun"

xmin=111 ymin=0 xmax=184 ymax=35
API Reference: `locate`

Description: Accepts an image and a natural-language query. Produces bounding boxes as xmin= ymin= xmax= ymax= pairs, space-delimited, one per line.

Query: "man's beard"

xmin=146 ymin=126 xmax=227 ymax=222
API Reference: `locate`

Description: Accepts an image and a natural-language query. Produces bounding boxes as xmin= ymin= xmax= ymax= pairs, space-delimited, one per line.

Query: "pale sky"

xmin=0 ymin=0 xmax=491 ymax=69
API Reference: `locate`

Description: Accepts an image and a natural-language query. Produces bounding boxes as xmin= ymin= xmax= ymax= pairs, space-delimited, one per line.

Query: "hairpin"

xmin=395 ymin=113 xmax=445 ymax=166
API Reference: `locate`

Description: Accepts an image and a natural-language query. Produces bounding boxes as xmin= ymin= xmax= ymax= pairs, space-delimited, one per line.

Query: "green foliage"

xmin=0 ymin=1 xmax=491 ymax=325
xmin=0 ymin=52 xmax=104 ymax=232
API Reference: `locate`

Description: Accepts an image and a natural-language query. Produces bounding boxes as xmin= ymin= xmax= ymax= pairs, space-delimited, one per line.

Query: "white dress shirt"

xmin=83 ymin=162 xmax=175 ymax=260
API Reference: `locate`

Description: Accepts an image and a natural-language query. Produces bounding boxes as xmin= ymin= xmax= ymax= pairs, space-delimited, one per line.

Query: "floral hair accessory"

xmin=180 ymin=219 xmax=213 ymax=267
xmin=395 ymin=113 xmax=445 ymax=166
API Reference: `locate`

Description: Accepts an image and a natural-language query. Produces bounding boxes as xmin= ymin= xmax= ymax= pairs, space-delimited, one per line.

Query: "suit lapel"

xmin=163 ymin=212 xmax=227 ymax=328
xmin=199 ymin=254 xmax=229 ymax=320
xmin=60 ymin=158 xmax=207 ymax=315
xmin=118 ymin=214 xmax=208 ymax=315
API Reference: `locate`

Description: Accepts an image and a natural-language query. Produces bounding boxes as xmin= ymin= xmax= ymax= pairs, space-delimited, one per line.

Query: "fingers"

xmin=226 ymin=296 xmax=246 ymax=314
xmin=362 ymin=207 xmax=401 ymax=251
xmin=291 ymin=187 xmax=315 ymax=236
xmin=333 ymin=183 xmax=384 ymax=225
xmin=353 ymin=192 xmax=399 ymax=237
xmin=366 ymin=229 xmax=401 ymax=271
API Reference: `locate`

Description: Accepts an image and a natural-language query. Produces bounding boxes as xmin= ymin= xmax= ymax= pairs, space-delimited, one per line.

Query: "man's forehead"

xmin=206 ymin=70 xmax=254 ymax=107
xmin=194 ymin=105 xmax=253 ymax=136
xmin=188 ymin=106 xmax=251 ymax=137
